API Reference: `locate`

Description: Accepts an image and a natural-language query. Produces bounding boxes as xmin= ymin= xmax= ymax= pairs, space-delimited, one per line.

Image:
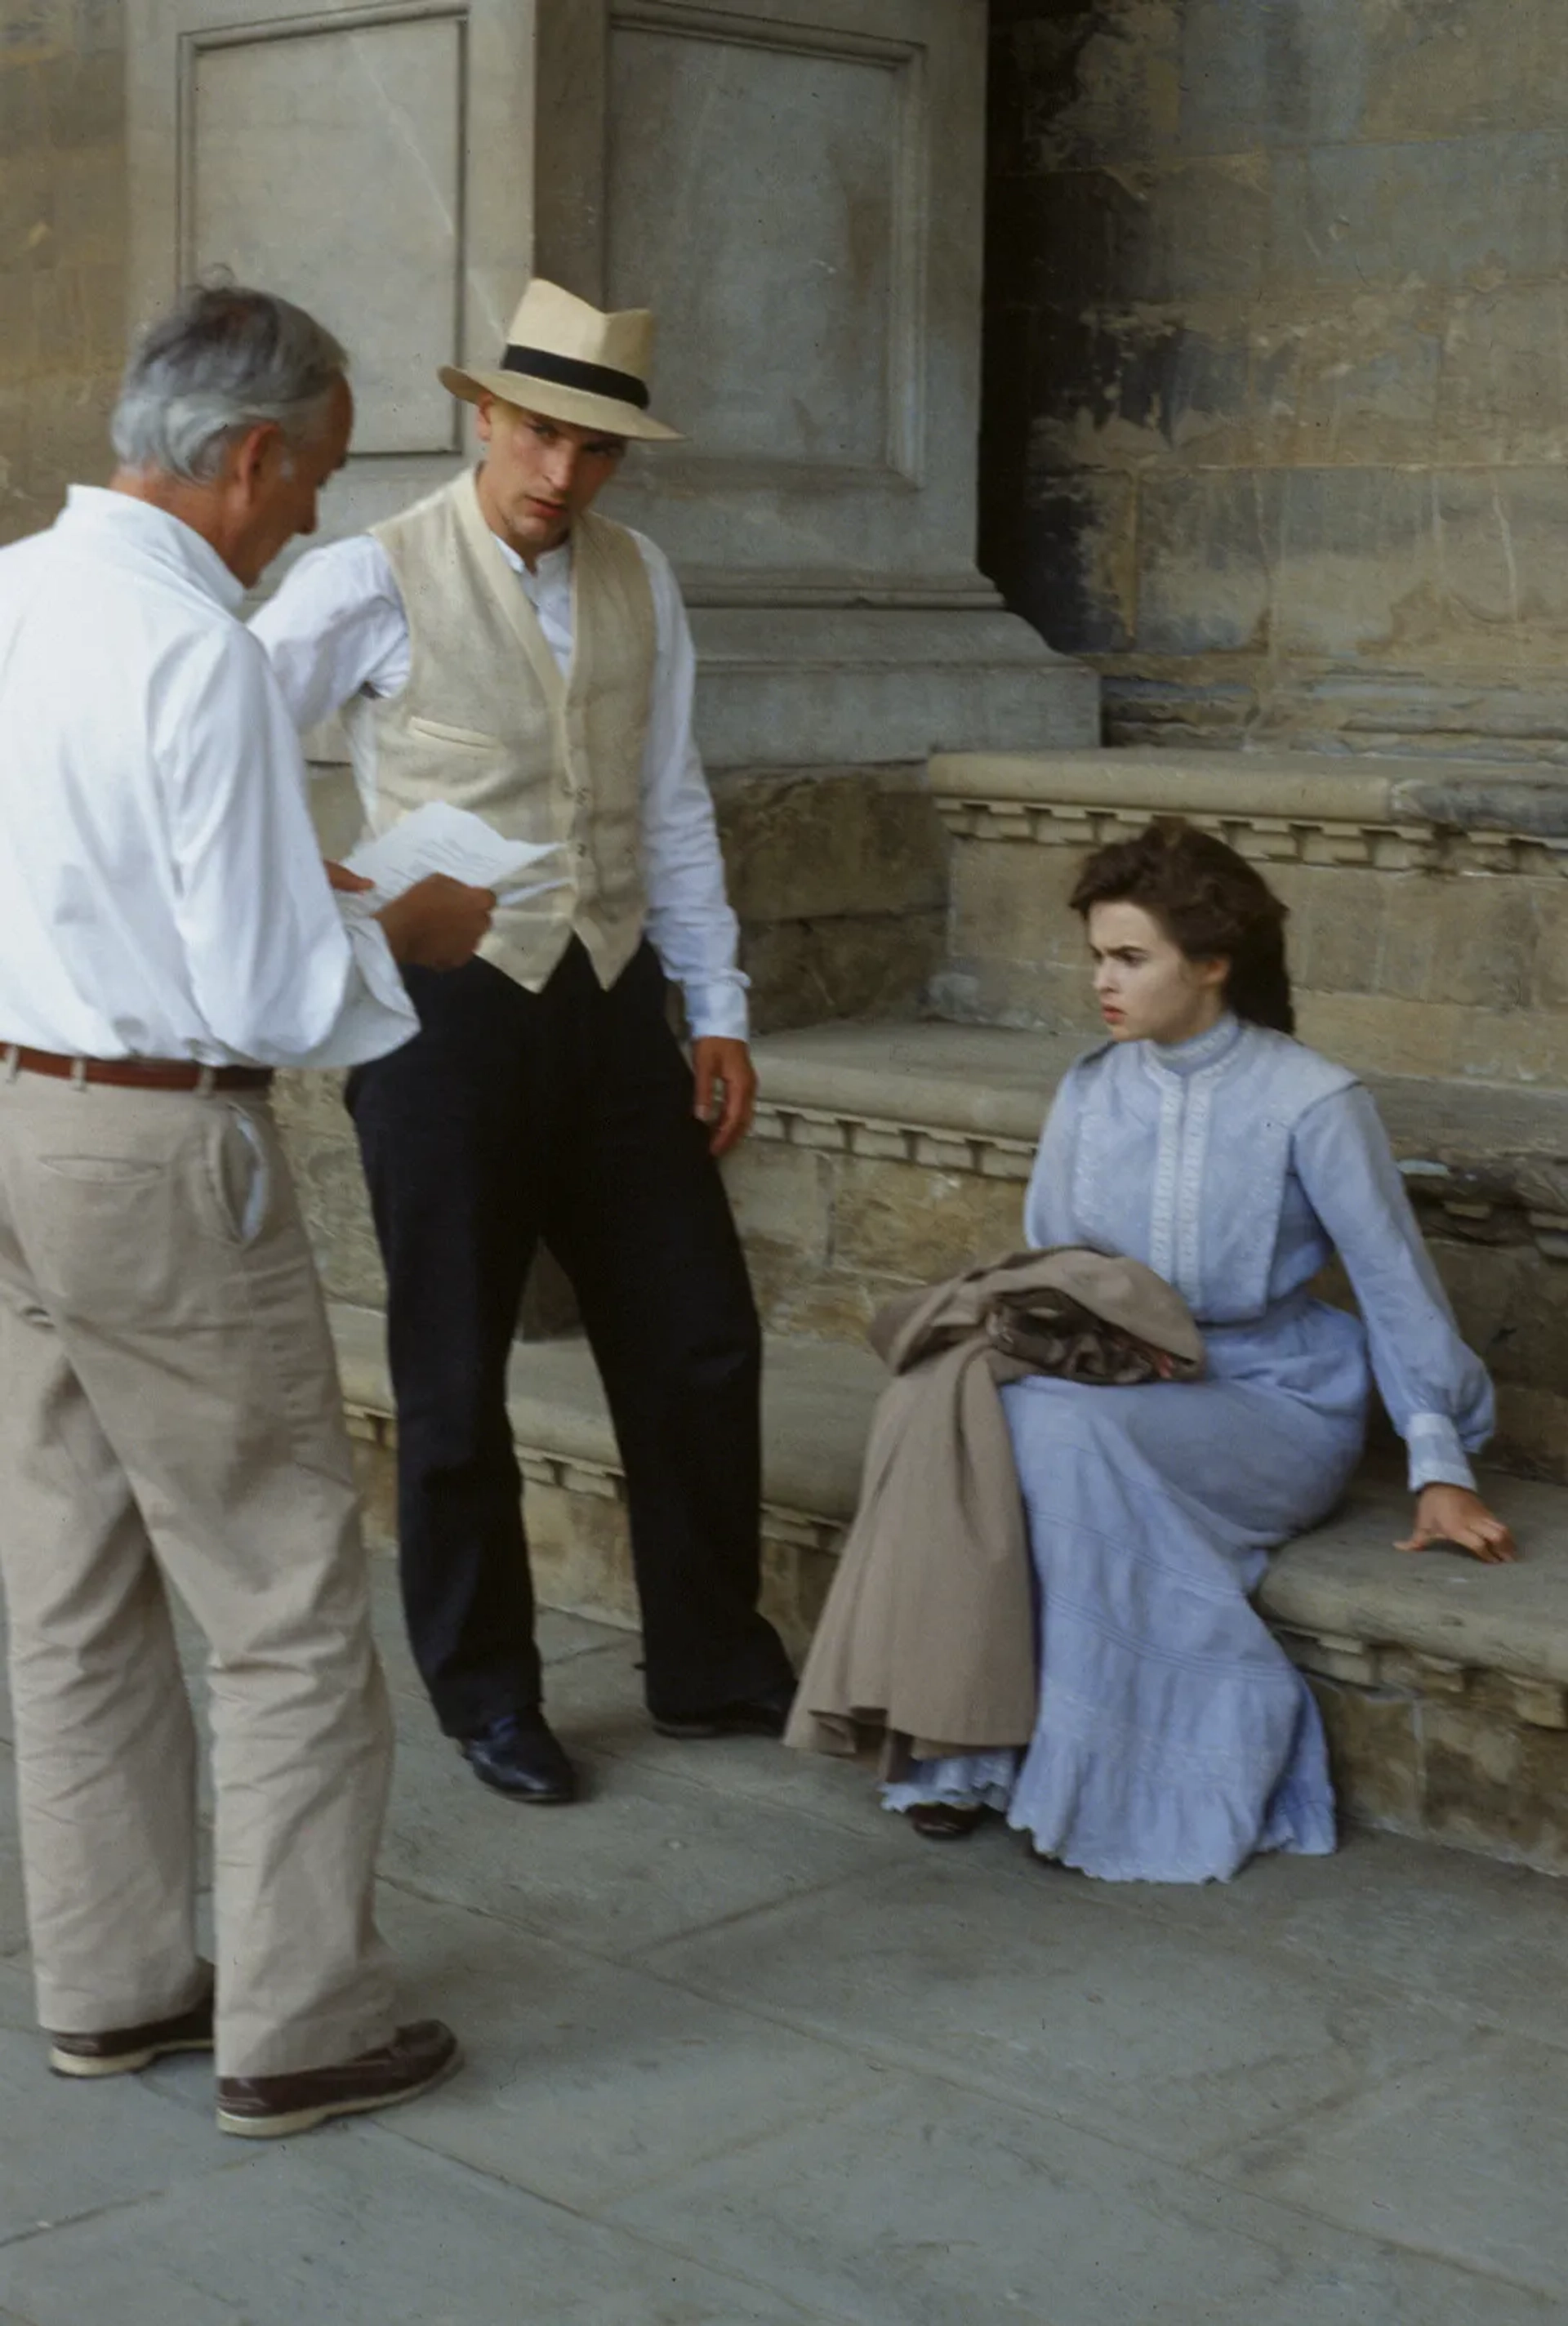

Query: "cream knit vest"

xmin=349 ymin=467 xmax=657 ymax=992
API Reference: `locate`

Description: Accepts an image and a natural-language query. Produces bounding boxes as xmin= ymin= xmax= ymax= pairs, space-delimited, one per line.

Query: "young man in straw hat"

xmin=253 ymin=280 xmax=795 ymax=1805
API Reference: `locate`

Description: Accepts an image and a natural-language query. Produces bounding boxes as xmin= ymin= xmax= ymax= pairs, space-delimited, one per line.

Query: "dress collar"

xmin=58 ymin=485 xmax=247 ymax=613
xmin=1146 ymin=1011 xmax=1245 ymax=1082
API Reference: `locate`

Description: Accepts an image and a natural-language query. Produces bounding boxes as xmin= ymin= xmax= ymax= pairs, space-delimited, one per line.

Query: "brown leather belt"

xmin=2 ymin=1045 xmax=274 ymax=1094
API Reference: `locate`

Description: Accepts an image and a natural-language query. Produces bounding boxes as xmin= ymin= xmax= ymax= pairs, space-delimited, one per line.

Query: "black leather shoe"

xmin=649 ymin=1681 xmax=797 ymax=1741
xmin=460 ymin=1712 xmax=578 ymax=1802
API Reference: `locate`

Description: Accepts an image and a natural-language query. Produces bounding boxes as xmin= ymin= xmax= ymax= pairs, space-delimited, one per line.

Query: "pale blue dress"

xmin=884 ymin=1014 xmax=1494 ymax=1883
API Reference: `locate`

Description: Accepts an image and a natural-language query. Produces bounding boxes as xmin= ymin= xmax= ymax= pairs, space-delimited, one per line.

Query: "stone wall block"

xmin=1421 ymin=1703 xmax=1568 ymax=1869
xmin=1135 ymin=470 xmax=1269 ymax=654
xmin=350 ymin=1437 xmax=398 ymax=1557
xmin=1494 ymin=1385 xmax=1568 ymax=1487
xmin=1269 ymin=308 xmax=1445 ymax=470
xmin=1267 ymin=135 xmax=1568 ymax=296
xmin=1425 ymin=470 xmax=1568 ymax=654
xmin=722 ymin=1142 xmax=831 ymax=1274
xmin=51 ymin=146 xmax=122 ymax=269
xmin=1308 ymin=1677 xmax=1423 ymax=1833
xmin=1008 ymin=468 xmax=1137 ymax=654
xmin=948 ymin=838 xmax=1085 ymax=985
xmin=1360 ymin=0 xmax=1568 ymax=142
xmin=831 ymin=1156 xmax=1022 ymax=1284
xmin=527 ymin=1482 xmax=640 ymax=1633
xmin=1259 ymin=467 xmax=1437 ymax=659
xmin=0 ymin=151 xmax=51 ymax=270
xmin=43 ymin=46 xmax=121 ymax=149
xmin=738 ymin=912 xmax=946 ymax=1038
xmin=713 ymin=769 xmax=947 ymax=928
xmin=1294 ymin=989 xmax=1551 ymax=1083
xmin=1178 ymin=0 xmax=1369 ymax=152
xmin=0 ymin=59 xmax=44 ymax=158
xmin=1374 ymin=873 xmax=1537 ymax=1010
xmin=1022 ymin=309 xmax=1257 ymax=475
xmin=272 ymin=1068 xmax=385 ymax=1311
xmin=1437 ymin=286 xmax=1568 ymax=467
xmin=990 ymin=166 xmax=1152 ymax=311
xmin=1423 ymin=1241 xmax=1568 ymax=1414
xmin=1124 ymin=156 xmax=1271 ymax=306
xmin=996 ymin=5 xmax=1183 ymax=173
xmin=1264 ymin=864 xmax=1377 ymax=996
xmin=1529 ymin=904 xmax=1568 ymax=1011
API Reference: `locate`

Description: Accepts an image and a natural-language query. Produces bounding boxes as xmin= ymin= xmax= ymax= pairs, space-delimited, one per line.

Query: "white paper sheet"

xmin=343 ymin=801 xmax=564 ymax=909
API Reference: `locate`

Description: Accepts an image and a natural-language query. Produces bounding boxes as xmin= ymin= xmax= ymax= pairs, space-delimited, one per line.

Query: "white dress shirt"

xmin=250 ymin=514 xmax=750 ymax=1042
xmin=0 ymin=488 xmax=416 ymax=1067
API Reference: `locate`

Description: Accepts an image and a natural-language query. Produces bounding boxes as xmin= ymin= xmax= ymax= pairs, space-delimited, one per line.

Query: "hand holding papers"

xmin=342 ymin=801 xmax=565 ymax=911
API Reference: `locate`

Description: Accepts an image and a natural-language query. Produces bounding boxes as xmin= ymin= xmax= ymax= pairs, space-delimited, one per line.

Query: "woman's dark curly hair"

xmin=1069 ymin=818 xmax=1295 ymax=1036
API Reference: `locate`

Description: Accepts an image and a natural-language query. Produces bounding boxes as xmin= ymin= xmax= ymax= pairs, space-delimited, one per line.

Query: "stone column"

xmin=126 ymin=0 xmax=1094 ymax=765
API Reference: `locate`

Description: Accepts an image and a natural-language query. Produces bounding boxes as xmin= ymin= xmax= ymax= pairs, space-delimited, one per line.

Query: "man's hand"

xmin=324 ymin=861 xmax=374 ymax=894
xmin=1396 ymin=1484 xmax=1517 ymax=1566
xmin=376 ymin=874 xmax=495 ymax=970
xmin=693 ymin=1036 xmax=756 ymax=1157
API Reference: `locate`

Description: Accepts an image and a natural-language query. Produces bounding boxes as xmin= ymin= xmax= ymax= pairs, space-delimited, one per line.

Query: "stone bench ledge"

xmin=749 ymin=1019 xmax=1568 ymax=1232
xmin=331 ymin=1302 xmax=1568 ymax=1706
xmin=332 ymin=1304 xmax=878 ymax=1539
xmin=1262 ymin=1473 xmax=1568 ymax=1700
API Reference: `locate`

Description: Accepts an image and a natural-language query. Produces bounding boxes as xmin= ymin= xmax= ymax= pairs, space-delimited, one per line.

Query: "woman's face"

xmin=1085 ymin=901 xmax=1229 ymax=1045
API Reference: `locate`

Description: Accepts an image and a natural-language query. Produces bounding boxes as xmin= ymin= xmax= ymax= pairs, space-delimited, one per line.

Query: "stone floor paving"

xmin=2 ymin=1570 xmax=1568 ymax=2324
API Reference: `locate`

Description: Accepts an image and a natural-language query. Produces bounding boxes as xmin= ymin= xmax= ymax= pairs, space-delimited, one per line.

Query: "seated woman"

xmin=884 ymin=818 xmax=1515 ymax=1882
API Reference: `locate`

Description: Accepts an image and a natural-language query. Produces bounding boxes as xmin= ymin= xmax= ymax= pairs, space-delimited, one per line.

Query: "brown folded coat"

xmin=784 ymin=1246 xmax=1204 ymax=1770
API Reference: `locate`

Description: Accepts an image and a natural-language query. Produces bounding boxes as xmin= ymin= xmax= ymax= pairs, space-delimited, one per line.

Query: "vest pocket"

xmin=407 ymin=715 xmax=506 ymax=750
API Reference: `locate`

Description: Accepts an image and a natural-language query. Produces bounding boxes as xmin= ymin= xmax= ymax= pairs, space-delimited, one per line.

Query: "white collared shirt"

xmin=0 ymin=488 xmax=416 ymax=1067
xmin=250 ymin=515 xmax=750 ymax=1042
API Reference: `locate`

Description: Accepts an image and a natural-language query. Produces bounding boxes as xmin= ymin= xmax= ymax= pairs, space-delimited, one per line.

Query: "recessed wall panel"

xmin=607 ymin=19 xmax=899 ymax=469
xmin=188 ymin=16 xmax=464 ymax=456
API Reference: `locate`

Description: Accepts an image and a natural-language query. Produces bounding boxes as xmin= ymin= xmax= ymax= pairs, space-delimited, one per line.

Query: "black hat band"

xmin=500 ymin=344 xmax=650 ymax=410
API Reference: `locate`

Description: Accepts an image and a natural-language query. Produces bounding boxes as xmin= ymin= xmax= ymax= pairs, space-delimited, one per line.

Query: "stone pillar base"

xmin=691 ymin=609 xmax=1099 ymax=769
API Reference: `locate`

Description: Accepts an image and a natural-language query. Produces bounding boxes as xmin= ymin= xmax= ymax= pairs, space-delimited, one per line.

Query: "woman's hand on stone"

xmin=1396 ymin=1485 xmax=1517 ymax=1565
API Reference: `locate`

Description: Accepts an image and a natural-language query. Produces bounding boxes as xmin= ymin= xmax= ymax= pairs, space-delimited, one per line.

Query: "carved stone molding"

xmin=935 ymin=798 xmax=1568 ymax=876
xmin=930 ymin=749 xmax=1568 ymax=876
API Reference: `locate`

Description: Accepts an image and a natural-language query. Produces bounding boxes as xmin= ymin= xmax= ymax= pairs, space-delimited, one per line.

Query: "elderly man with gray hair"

xmin=0 ymin=283 xmax=489 ymax=2136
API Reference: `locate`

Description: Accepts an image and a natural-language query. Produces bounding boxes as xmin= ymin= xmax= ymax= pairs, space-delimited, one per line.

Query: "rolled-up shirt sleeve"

xmin=157 ymin=627 xmax=416 ymax=1066
xmin=635 ymin=541 xmax=749 ymax=1044
xmin=1292 ymin=1085 xmax=1494 ymax=1492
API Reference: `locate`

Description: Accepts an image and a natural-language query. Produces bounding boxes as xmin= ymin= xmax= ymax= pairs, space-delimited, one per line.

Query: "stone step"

xmin=327 ymin=1299 xmax=1568 ymax=1878
xmin=927 ymin=746 xmax=1568 ymax=1086
xmin=332 ymin=1303 xmax=880 ymax=1651
xmin=731 ymin=1018 xmax=1568 ymax=1481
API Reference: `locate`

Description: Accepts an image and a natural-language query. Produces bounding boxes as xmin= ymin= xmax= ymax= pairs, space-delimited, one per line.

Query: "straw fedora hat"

xmin=439 ymin=278 xmax=682 ymax=443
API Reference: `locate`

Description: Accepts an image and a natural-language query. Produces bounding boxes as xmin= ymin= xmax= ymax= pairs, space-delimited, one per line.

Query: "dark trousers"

xmin=346 ymin=940 xmax=792 ymax=1737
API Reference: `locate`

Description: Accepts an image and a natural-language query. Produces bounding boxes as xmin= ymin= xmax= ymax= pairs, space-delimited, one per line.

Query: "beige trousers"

xmin=0 ymin=1072 xmax=397 ymax=2079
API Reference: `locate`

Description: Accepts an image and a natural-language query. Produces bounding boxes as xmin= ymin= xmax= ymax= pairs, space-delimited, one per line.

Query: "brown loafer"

xmin=908 ymin=1802 xmax=986 ymax=1841
xmin=216 ymin=2018 xmax=460 ymax=2139
xmin=48 ymin=1972 xmax=216 ymax=2079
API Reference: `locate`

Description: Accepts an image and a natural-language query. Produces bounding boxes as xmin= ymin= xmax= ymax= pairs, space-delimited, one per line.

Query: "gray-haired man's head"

xmin=109 ymin=282 xmax=354 ymax=585
xmin=113 ymin=282 xmax=346 ymax=483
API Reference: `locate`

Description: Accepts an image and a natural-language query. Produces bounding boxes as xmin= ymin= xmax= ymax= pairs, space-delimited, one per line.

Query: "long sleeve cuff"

xmin=294 ymin=911 xmax=419 ymax=1068
xmin=1405 ymin=1411 xmax=1478 ymax=1495
xmin=683 ymin=974 xmax=751 ymax=1044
